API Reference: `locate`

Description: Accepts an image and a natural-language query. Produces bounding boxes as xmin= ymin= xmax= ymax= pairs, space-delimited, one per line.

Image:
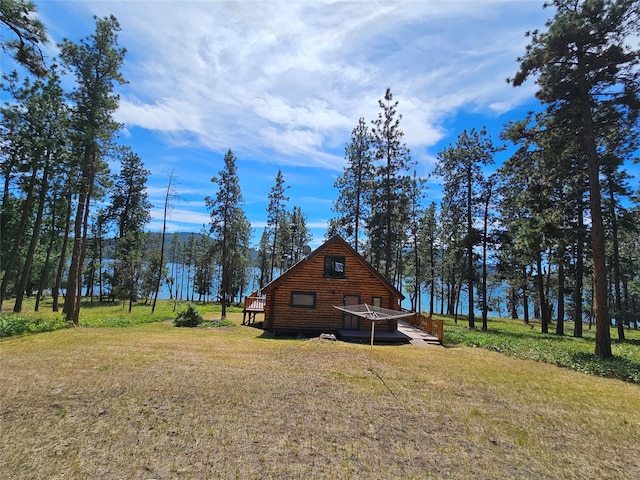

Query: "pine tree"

xmin=511 ymin=0 xmax=640 ymax=358
xmin=0 ymin=0 xmax=48 ymax=77
xmin=205 ymin=149 xmax=246 ymax=319
xmin=104 ymin=148 xmax=151 ymax=311
xmin=1 ymin=68 xmax=68 ymax=311
xmin=369 ymin=88 xmax=415 ymax=282
xmin=266 ymin=169 xmax=289 ymax=282
xmin=60 ymin=15 xmax=126 ymax=324
xmin=332 ymin=117 xmax=374 ymax=252
xmin=289 ymin=206 xmax=312 ymax=263
xmin=435 ymin=127 xmax=501 ymax=328
xmin=422 ymin=202 xmax=438 ymax=316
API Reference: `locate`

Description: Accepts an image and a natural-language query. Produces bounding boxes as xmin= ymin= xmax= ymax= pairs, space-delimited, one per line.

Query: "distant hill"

xmin=145 ymin=231 xmax=207 ymax=246
xmin=145 ymin=231 xmax=258 ymax=259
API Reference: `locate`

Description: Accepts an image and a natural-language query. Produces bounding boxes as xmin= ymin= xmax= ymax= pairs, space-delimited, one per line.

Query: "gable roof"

xmin=261 ymin=235 xmax=405 ymax=300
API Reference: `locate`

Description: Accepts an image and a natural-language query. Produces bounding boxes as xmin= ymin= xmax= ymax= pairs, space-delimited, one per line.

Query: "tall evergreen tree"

xmin=511 ymin=0 xmax=640 ymax=357
xmin=193 ymin=226 xmax=216 ymax=302
xmin=422 ymin=202 xmax=439 ymax=316
xmin=369 ymin=88 xmax=415 ymax=282
xmin=60 ymin=15 xmax=126 ymax=324
xmin=256 ymin=227 xmax=270 ymax=289
xmin=205 ymin=149 xmax=246 ymax=319
xmin=404 ymin=171 xmax=427 ymax=312
xmin=0 ymin=68 xmax=68 ymax=310
xmin=499 ymin=115 xmax=566 ymax=333
xmin=479 ymin=175 xmax=497 ymax=331
xmin=104 ymin=148 xmax=151 ymax=311
xmin=435 ymin=127 xmax=501 ymax=328
xmin=438 ymin=196 xmax=466 ymax=319
xmin=265 ymin=169 xmax=289 ymax=283
xmin=332 ymin=117 xmax=374 ymax=252
xmin=289 ymin=205 xmax=312 ymax=263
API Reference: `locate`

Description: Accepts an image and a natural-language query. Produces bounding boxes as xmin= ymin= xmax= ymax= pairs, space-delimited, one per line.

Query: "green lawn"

xmin=438 ymin=314 xmax=640 ymax=384
xmin=0 ymin=298 xmax=240 ymax=335
xmin=2 ymin=319 xmax=639 ymax=479
xmin=3 ymin=299 xmax=640 ymax=384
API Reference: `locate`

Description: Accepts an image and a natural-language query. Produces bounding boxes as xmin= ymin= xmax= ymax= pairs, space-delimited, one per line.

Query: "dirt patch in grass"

xmin=2 ymin=322 xmax=639 ymax=479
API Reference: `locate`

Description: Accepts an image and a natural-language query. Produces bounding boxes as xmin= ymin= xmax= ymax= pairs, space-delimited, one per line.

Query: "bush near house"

xmin=174 ymin=303 xmax=203 ymax=327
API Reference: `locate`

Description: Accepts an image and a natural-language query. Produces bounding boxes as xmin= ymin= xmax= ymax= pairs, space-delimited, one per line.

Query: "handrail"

xmin=243 ymin=295 xmax=266 ymax=311
xmin=407 ymin=312 xmax=444 ymax=343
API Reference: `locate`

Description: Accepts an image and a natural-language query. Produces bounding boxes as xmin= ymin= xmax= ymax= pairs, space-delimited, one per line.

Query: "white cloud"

xmin=61 ymin=0 xmax=547 ymax=169
xmin=149 ymin=207 xmax=211 ymax=227
xmin=35 ymin=0 xmax=561 ymax=242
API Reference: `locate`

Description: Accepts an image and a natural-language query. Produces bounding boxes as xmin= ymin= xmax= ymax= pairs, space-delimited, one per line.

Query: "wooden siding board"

xmin=264 ymin=236 xmax=402 ymax=334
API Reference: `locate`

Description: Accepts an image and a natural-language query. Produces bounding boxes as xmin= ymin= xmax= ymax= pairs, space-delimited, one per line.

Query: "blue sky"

xmin=8 ymin=1 xmax=639 ymax=247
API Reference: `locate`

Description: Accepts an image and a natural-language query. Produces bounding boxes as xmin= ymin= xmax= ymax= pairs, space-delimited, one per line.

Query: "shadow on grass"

xmin=619 ymin=337 xmax=640 ymax=347
xmin=78 ymin=300 xmax=127 ymax=309
xmin=452 ymin=323 xmax=640 ymax=350
xmin=568 ymin=351 xmax=640 ymax=384
xmin=444 ymin=321 xmax=640 ymax=384
xmin=445 ymin=324 xmax=591 ymax=345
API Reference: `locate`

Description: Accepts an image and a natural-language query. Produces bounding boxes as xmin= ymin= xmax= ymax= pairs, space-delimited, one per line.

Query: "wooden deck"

xmin=338 ymin=328 xmax=410 ymax=344
xmin=396 ymin=320 xmax=442 ymax=346
xmin=339 ymin=320 xmax=441 ymax=346
xmin=242 ymin=294 xmax=265 ymax=325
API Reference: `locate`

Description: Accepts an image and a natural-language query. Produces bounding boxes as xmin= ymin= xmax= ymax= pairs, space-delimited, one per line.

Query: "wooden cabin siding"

xmin=263 ymin=236 xmax=403 ymax=334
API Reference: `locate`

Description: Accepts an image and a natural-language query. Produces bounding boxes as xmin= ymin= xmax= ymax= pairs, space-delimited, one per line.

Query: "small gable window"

xmin=324 ymin=255 xmax=346 ymax=278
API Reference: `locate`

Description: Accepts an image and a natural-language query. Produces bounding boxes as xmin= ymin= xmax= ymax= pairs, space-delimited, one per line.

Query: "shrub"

xmin=174 ymin=304 xmax=203 ymax=327
xmin=0 ymin=314 xmax=70 ymax=338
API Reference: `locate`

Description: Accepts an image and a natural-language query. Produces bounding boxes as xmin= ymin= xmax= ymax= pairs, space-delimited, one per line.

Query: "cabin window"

xmin=323 ymin=255 xmax=346 ymax=278
xmin=372 ymin=296 xmax=382 ymax=308
xmin=290 ymin=291 xmax=317 ymax=308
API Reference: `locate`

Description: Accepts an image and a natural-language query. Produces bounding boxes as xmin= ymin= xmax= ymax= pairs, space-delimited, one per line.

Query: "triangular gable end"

xmin=261 ymin=235 xmax=404 ymax=300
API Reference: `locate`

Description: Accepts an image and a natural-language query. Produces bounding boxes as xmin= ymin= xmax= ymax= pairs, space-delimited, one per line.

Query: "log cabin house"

xmin=254 ymin=235 xmax=406 ymax=338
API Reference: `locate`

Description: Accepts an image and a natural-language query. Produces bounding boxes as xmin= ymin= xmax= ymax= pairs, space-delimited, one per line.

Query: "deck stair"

xmin=396 ymin=320 xmax=442 ymax=346
xmin=401 ymin=313 xmax=444 ymax=346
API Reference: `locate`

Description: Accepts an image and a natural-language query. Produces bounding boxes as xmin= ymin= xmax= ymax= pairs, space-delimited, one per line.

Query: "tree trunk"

xmin=556 ymin=258 xmax=565 ymax=336
xmin=466 ymin=170 xmax=475 ymax=329
xmin=510 ymin=287 xmax=518 ymax=319
xmin=14 ymin=160 xmax=50 ymax=312
xmin=0 ymin=164 xmax=38 ymax=309
xmin=35 ymin=193 xmax=58 ymax=312
xmin=64 ymin=150 xmax=96 ymax=324
xmin=522 ymin=266 xmax=530 ymax=325
xmin=429 ymin=236 xmax=435 ymax=316
xmin=220 ymin=222 xmax=229 ymax=320
xmin=573 ymin=200 xmax=584 ymax=338
xmin=536 ymin=254 xmax=549 ymax=333
xmin=481 ymin=182 xmax=491 ymax=331
xmin=53 ymin=194 xmax=73 ymax=312
xmin=152 ymin=174 xmax=172 ymax=313
xmin=573 ymin=49 xmax=611 ymax=357
xmin=64 ymin=192 xmax=87 ymax=323
xmin=609 ymin=183 xmax=624 ymax=341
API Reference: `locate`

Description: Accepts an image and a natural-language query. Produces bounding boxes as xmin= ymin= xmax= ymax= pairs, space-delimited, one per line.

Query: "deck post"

xmin=426 ymin=316 xmax=434 ymax=335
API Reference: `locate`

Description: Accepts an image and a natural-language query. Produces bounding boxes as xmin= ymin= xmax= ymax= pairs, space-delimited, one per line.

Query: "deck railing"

xmin=242 ymin=293 xmax=266 ymax=325
xmin=407 ymin=313 xmax=444 ymax=343
xmin=243 ymin=295 xmax=266 ymax=312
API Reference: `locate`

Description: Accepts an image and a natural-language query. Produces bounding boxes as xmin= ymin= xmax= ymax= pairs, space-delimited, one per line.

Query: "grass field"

xmin=439 ymin=315 xmax=640 ymax=384
xmin=2 ymin=307 xmax=640 ymax=479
